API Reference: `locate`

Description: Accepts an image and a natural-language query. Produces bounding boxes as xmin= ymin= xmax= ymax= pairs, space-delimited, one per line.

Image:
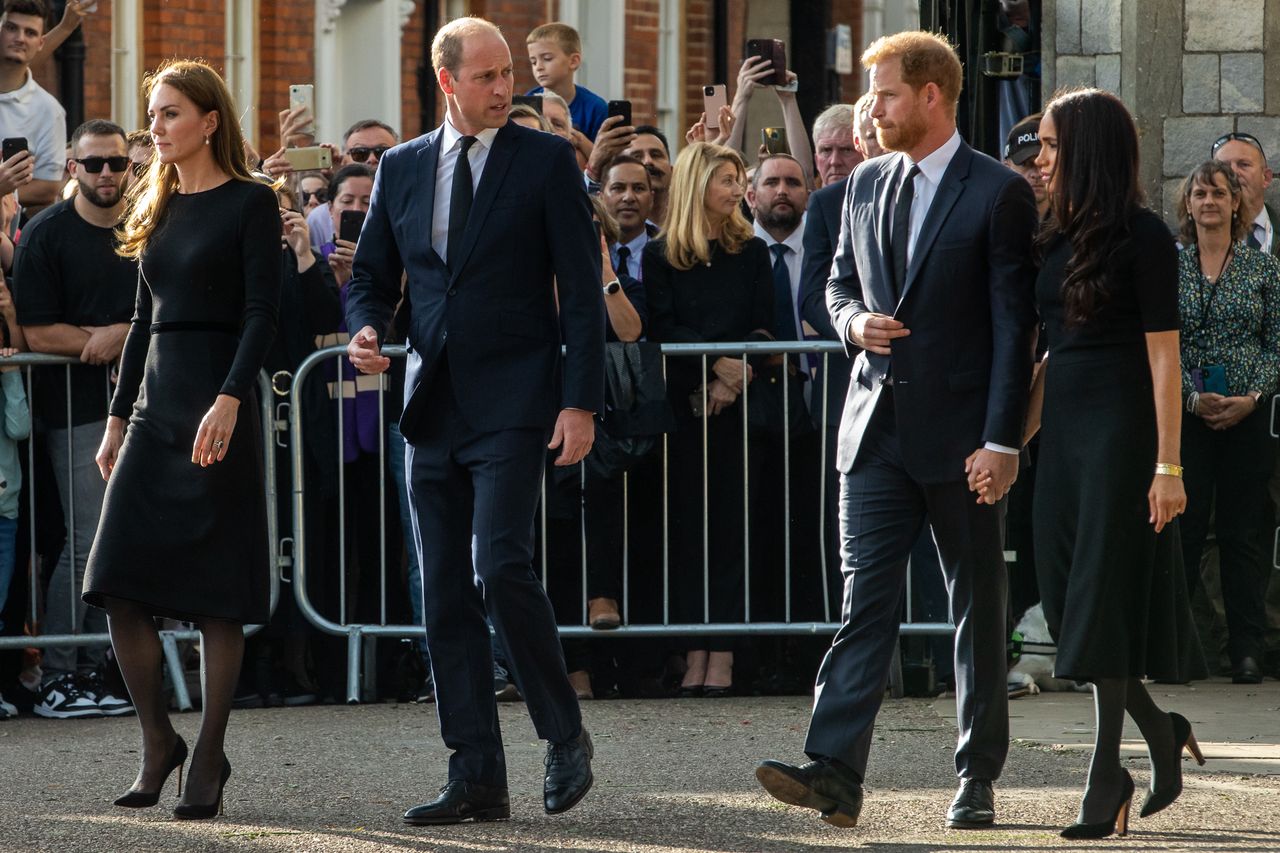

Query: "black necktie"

xmin=771 ymin=243 xmax=796 ymax=341
xmin=447 ymin=135 xmax=477 ymax=270
xmin=891 ymin=163 xmax=920 ymax=298
xmin=616 ymin=245 xmax=631 ymax=279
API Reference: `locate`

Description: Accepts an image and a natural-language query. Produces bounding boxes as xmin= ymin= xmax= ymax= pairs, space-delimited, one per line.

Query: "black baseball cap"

xmin=1004 ymin=114 xmax=1041 ymax=166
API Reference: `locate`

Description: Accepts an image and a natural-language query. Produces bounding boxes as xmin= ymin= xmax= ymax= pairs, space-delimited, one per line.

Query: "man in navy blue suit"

xmin=345 ymin=15 xmax=604 ymax=825
xmin=757 ymin=31 xmax=1037 ymax=830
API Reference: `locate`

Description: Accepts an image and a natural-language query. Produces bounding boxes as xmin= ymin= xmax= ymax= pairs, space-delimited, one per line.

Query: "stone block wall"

xmin=1044 ymin=0 xmax=1280 ymax=223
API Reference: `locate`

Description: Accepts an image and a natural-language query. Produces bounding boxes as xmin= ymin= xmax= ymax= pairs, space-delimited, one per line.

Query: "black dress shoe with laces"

xmin=947 ymin=778 xmax=995 ymax=828
xmin=755 ymin=757 xmax=864 ymax=828
xmin=403 ymin=781 xmax=511 ymax=825
xmin=544 ymin=728 xmax=594 ymax=814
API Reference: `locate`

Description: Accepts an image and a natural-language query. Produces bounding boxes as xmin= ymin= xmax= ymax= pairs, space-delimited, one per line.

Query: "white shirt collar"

xmin=1252 ymin=206 xmax=1274 ymax=246
xmin=441 ymin=116 xmax=500 ymax=153
xmin=753 ymin=214 xmax=806 ymax=254
xmin=906 ymin=129 xmax=962 ymax=186
xmin=0 ymin=69 xmax=36 ymax=103
xmin=619 ymin=230 xmax=648 ymax=255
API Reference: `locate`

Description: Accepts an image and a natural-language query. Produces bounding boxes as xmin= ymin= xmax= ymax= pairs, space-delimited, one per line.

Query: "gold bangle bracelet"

xmin=1155 ymin=463 xmax=1184 ymax=478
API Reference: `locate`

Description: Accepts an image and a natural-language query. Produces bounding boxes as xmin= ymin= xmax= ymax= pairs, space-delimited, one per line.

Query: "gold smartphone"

xmin=762 ymin=126 xmax=788 ymax=155
xmin=283 ymin=146 xmax=332 ymax=171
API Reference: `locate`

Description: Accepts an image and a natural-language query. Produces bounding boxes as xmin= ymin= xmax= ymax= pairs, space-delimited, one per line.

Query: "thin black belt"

xmin=150 ymin=321 xmax=239 ymax=335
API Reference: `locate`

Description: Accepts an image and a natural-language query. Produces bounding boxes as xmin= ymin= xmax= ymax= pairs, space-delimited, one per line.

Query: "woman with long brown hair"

xmin=81 ymin=59 xmax=280 ymax=819
xmin=1017 ymin=88 xmax=1204 ymax=838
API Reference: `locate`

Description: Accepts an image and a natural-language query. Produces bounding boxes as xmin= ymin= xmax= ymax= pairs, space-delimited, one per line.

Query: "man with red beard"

xmin=14 ymin=119 xmax=137 ymax=720
xmin=755 ymin=31 xmax=1038 ymax=831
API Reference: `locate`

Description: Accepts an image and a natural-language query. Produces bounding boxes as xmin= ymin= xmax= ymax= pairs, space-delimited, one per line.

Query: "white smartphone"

xmin=702 ymin=84 xmax=728 ymax=129
xmin=289 ymin=84 xmax=315 ymax=136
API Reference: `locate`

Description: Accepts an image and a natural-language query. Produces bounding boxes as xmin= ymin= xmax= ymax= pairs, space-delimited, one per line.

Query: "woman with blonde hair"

xmin=642 ymin=142 xmax=773 ymax=696
xmin=82 ymin=59 xmax=281 ymax=819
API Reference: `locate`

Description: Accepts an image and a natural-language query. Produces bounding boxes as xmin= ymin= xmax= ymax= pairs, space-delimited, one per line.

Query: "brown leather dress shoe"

xmin=588 ymin=597 xmax=621 ymax=630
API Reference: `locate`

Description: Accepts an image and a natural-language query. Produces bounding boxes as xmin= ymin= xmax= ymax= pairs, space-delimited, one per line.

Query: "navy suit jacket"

xmin=826 ymin=142 xmax=1038 ymax=481
xmin=799 ymin=177 xmax=853 ymax=427
xmin=344 ymin=120 xmax=605 ymax=440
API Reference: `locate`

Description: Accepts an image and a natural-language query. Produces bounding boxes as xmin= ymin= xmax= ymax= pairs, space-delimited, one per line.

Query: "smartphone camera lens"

xmin=704 ymin=86 xmax=714 ymax=96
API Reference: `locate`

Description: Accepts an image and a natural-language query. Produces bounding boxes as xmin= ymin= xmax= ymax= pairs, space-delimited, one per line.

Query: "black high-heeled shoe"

xmin=113 ymin=735 xmax=188 ymax=808
xmin=173 ymin=756 xmax=231 ymax=820
xmin=1140 ymin=711 xmax=1206 ymax=818
xmin=1060 ymin=768 xmax=1135 ymax=839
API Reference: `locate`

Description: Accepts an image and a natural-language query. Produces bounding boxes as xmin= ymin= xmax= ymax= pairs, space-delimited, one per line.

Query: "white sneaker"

xmin=84 ymin=671 xmax=135 ymax=717
xmin=34 ymin=674 xmax=102 ymax=719
xmin=0 ymin=691 xmax=14 ymax=719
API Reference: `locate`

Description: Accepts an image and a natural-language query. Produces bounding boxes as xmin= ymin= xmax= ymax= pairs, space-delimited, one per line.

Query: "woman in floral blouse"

xmin=1176 ymin=159 xmax=1280 ymax=684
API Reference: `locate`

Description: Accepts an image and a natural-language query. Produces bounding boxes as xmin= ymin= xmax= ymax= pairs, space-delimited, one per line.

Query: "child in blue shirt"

xmin=525 ymin=22 xmax=608 ymax=140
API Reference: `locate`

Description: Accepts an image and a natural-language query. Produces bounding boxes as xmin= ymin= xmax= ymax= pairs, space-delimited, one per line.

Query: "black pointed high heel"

xmin=173 ymin=756 xmax=231 ymax=820
xmin=113 ymin=735 xmax=188 ymax=808
xmin=1061 ymin=768 xmax=1134 ymax=839
xmin=1140 ymin=711 xmax=1206 ymax=818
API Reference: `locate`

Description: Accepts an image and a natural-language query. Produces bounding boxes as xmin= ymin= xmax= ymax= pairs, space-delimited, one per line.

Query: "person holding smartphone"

xmin=1175 ymin=159 xmax=1280 ymax=686
xmin=0 ymin=0 xmax=68 ymax=214
xmin=724 ymin=55 xmax=814 ymax=188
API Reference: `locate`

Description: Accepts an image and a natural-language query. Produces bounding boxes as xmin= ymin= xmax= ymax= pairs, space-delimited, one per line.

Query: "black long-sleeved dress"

xmin=83 ymin=179 xmax=281 ymax=623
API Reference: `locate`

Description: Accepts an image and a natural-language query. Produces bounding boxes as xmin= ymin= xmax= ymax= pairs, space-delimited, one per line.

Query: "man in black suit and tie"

xmin=345 ymin=16 xmax=604 ymax=825
xmin=757 ymin=31 xmax=1038 ymax=829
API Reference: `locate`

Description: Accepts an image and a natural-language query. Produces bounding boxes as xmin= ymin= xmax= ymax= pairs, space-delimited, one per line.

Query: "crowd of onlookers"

xmin=0 ymin=1 xmax=1279 ymax=722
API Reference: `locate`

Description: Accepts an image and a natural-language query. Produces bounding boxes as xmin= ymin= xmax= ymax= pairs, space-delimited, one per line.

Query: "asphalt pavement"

xmin=2 ymin=678 xmax=1278 ymax=852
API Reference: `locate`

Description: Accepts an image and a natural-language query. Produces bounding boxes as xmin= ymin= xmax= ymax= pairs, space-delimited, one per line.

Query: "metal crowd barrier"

xmin=0 ymin=356 xmax=281 ymax=712
xmin=289 ymin=342 xmax=956 ymax=704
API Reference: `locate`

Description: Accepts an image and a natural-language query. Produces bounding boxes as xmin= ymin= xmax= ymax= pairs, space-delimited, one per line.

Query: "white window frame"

xmin=111 ymin=0 xmax=143 ymax=130
xmin=656 ymin=0 xmax=682 ymax=145
xmin=225 ymin=0 xmax=259 ymax=148
xmin=554 ymin=0 xmax=626 ymax=104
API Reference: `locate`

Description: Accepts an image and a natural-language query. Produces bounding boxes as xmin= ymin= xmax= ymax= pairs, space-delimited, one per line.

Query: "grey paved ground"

xmin=3 ymin=680 xmax=1279 ymax=852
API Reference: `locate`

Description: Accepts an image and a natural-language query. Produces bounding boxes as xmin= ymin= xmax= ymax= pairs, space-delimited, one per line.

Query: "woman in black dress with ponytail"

xmin=82 ymin=59 xmax=280 ymax=819
xmin=1014 ymin=88 xmax=1205 ymax=839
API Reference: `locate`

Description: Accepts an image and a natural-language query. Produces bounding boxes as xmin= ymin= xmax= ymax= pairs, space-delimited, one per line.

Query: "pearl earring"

xmin=204 ymin=135 xmax=211 ymax=146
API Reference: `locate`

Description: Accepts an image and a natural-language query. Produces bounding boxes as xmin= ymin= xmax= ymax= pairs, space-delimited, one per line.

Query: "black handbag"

xmin=746 ymin=356 xmax=814 ymax=436
xmin=564 ymin=342 xmax=675 ymax=483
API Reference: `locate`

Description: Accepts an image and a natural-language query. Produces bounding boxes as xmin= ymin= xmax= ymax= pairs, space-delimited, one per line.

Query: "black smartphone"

xmin=745 ymin=38 xmax=787 ymax=86
xmin=511 ymin=94 xmax=543 ymax=114
xmin=338 ymin=209 xmax=366 ymax=244
xmin=1 ymin=137 xmax=28 ymax=163
xmin=606 ymin=99 xmax=632 ymax=128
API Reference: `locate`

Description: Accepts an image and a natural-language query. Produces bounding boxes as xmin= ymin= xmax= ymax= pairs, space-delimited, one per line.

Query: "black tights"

xmin=105 ymin=598 xmax=244 ymax=806
xmin=1082 ymin=678 xmax=1175 ymax=823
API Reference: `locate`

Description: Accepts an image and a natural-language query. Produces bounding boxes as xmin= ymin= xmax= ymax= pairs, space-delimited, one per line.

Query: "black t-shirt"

xmin=13 ymin=199 xmax=139 ymax=428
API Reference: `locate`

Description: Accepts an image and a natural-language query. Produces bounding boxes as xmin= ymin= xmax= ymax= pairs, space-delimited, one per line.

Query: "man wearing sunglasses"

xmin=307 ymin=119 xmax=399 ymax=250
xmin=12 ymin=118 xmax=138 ymax=721
xmin=1212 ymin=132 xmax=1278 ymax=257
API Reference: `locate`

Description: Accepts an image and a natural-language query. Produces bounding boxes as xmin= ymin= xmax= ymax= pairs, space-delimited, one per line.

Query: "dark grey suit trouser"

xmin=804 ymin=391 xmax=1009 ymax=782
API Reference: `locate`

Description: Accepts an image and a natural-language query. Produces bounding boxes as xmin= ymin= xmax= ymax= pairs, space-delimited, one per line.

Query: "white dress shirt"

xmin=899 ymin=129 xmax=963 ymax=269
xmin=1250 ymin=206 xmax=1274 ymax=254
xmin=753 ymin=216 xmax=807 ymax=339
xmin=431 ymin=118 xmax=500 ymax=263
xmin=897 ymin=130 xmax=1018 ymax=457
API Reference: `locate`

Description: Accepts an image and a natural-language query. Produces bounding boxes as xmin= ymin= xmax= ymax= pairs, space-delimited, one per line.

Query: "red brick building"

xmin=28 ymin=1 xmax=909 ymax=154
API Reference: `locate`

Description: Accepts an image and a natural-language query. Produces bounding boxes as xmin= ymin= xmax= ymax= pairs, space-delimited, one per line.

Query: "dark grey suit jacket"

xmin=826 ymin=141 xmax=1039 ymax=482
xmin=799 ymin=177 xmax=853 ymax=427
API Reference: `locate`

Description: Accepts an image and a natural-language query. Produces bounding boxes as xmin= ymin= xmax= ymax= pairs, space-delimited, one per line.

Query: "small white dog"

xmin=1008 ymin=603 xmax=1089 ymax=695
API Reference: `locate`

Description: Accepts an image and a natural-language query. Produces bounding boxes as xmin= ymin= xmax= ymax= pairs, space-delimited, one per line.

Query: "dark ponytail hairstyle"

xmin=1035 ymin=88 xmax=1144 ymax=328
